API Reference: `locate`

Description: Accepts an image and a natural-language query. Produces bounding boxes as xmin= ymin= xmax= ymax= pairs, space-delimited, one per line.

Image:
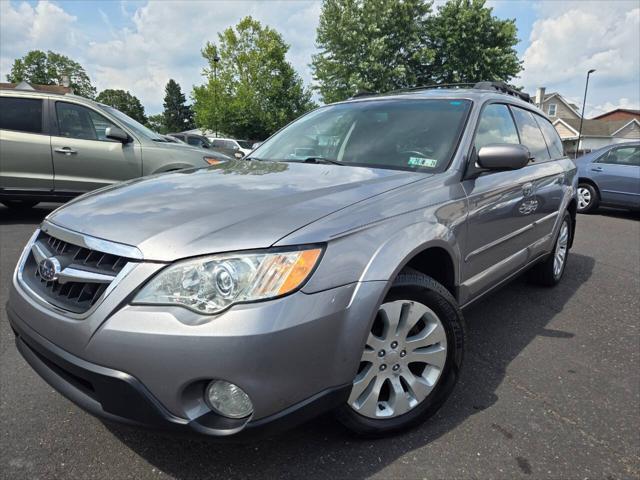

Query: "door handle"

xmin=54 ymin=147 xmax=77 ymax=155
xmin=591 ymin=166 xmax=603 ymax=172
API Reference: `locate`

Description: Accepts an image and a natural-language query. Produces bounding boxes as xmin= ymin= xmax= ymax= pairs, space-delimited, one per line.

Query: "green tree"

xmin=426 ymin=0 xmax=521 ymax=84
xmin=95 ymin=89 xmax=147 ymax=124
xmin=146 ymin=113 xmax=168 ymax=134
xmin=193 ymin=16 xmax=315 ymax=140
xmin=7 ymin=50 xmax=97 ymax=98
xmin=162 ymin=79 xmax=194 ymax=132
xmin=312 ymin=0 xmax=434 ymax=103
xmin=312 ymin=0 xmax=522 ymax=103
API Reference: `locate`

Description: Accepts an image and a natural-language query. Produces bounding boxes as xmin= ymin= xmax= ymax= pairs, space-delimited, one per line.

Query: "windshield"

xmin=237 ymin=140 xmax=253 ymax=149
xmin=252 ymin=99 xmax=471 ymax=172
xmin=99 ymin=104 xmax=164 ymax=141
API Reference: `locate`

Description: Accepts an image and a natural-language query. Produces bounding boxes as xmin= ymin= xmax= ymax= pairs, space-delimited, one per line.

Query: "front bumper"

xmin=9 ymin=312 xmax=351 ymax=439
xmin=9 ymin=269 xmax=387 ymax=437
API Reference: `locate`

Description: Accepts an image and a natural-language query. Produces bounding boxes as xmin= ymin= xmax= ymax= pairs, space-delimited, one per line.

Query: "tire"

xmin=577 ymin=183 xmax=598 ymax=213
xmin=336 ymin=271 xmax=465 ymax=437
xmin=528 ymin=211 xmax=571 ymax=287
xmin=1 ymin=200 xmax=38 ymax=210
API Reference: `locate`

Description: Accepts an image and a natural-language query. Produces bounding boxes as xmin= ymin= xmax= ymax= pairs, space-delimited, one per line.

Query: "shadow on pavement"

xmin=0 ymin=203 xmax=60 ymax=225
xmin=101 ymin=253 xmax=595 ymax=480
xmin=589 ymin=207 xmax=639 ymax=221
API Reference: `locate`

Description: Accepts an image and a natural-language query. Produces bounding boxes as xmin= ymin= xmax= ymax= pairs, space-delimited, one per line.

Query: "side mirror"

xmin=477 ymin=144 xmax=530 ymax=171
xmin=105 ymin=126 xmax=129 ymax=143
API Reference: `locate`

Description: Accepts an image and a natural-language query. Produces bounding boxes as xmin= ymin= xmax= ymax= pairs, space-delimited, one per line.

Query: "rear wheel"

xmin=1 ymin=200 xmax=38 ymax=210
xmin=336 ymin=272 xmax=464 ymax=437
xmin=528 ymin=211 xmax=571 ymax=286
xmin=577 ymin=183 xmax=598 ymax=213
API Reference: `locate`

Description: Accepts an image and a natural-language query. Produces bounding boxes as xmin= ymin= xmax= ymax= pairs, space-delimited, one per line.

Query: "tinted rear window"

xmin=0 ymin=97 xmax=43 ymax=134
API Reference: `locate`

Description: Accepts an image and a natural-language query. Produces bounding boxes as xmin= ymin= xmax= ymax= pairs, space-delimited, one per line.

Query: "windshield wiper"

xmin=152 ymin=138 xmax=168 ymax=143
xmin=300 ymin=157 xmax=345 ymax=165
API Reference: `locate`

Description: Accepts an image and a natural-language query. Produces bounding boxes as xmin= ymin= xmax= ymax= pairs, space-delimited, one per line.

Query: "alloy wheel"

xmin=349 ymin=300 xmax=447 ymax=419
xmin=553 ymin=220 xmax=570 ymax=278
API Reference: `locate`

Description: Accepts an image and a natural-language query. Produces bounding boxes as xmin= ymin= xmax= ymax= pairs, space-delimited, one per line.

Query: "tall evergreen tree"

xmin=162 ymin=79 xmax=195 ymax=132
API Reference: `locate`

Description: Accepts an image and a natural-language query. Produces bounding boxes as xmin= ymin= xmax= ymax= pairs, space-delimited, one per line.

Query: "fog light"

xmin=205 ymin=380 xmax=253 ymax=418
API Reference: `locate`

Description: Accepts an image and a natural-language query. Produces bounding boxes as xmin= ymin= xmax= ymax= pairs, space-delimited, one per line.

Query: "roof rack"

xmin=350 ymin=81 xmax=533 ymax=103
xmin=351 ymin=90 xmax=376 ymax=99
xmin=387 ymin=83 xmax=477 ymax=95
xmin=472 ymin=81 xmax=532 ymax=103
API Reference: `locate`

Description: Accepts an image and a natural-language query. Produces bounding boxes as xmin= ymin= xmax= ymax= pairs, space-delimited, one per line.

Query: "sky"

xmin=1 ymin=0 xmax=638 ymax=117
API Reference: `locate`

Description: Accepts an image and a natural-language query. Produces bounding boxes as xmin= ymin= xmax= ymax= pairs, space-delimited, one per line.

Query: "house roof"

xmin=592 ymin=108 xmax=640 ymax=119
xmin=0 ymin=82 xmax=72 ymax=94
xmin=560 ymin=118 xmax=638 ymax=137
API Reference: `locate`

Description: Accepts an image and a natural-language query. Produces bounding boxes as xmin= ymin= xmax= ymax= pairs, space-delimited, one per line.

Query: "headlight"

xmin=204 ymin=156 xmax=224 ymax=165
xmin=133 ymin=247 xmax=322 ymax=314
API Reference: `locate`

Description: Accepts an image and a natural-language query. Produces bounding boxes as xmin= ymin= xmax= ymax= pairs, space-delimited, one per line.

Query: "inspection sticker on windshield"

xmin=408 ymin=157 xmax=437 ymax=168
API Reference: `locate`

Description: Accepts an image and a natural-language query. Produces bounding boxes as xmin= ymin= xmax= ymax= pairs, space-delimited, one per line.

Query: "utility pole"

xmin=576 ymin=69 xmax=596 ymax=159
xmin=213 ymin=54 xmax=220 ymax=138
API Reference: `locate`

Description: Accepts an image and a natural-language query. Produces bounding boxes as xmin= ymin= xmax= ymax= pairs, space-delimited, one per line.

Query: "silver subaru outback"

xmin=8 ymin=83 xmax=578 ymax=438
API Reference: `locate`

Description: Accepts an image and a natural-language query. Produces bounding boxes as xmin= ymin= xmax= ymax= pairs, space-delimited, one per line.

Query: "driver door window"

xmin=55 ymin=102 xmax=118 ymax=141
xmin=474 ymin=104 xmax=519 ymax=151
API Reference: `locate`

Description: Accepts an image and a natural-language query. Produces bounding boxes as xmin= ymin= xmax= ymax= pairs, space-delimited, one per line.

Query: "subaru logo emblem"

xmin=38 ymin=257 xmax=61 ymax=282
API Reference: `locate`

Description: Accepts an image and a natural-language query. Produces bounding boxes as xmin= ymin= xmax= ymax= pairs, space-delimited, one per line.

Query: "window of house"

xmin=535 ymin=115 xmax=565 ymax=159
xmin=474 ymin=103 xmax=519 ymax=151
xmin=0 ymin=97 xmax=43 ymax=134
xmin=547 ymin=104 xmax=557 ymax=117
xmin=56 ymin=102 xmax=118 ymax=141
xmin=511 ymin=107 xmax=551 ymax=162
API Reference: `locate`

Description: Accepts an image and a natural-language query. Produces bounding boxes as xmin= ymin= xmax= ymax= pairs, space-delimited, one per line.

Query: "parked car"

xmin=208 ymin=137 xmax=253 ymax=158
xmin=163 ymin=134 xmax=187 ymax=144
xmin=167 ymin=132 xmax=215 ymax=150
xmin=576 ymin=142 xmax=640 ymax=213
xmin=0 ymin=90 xmax=229 ymax=209
xmin=8 ymin=82 xmax=578 ymax=439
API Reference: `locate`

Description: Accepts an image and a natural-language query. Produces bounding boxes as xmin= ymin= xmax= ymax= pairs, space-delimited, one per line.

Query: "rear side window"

xmin=0 ymin=97 xmax=43 ymax=134
xmin=186 ymin=136 xmax=201 ymax=146
xmin=511 ymin=107 xmax=551 ymax=162
xmin=56 ymin=102 xmax=118 ymax=141
xmin=535 ymin=116 xmax=564 ymax=159
xmin=474 ymin=103 xmax=519 ymax=151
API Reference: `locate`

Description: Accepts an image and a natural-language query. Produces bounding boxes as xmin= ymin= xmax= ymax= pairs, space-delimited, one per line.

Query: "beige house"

xmin=534 ymin=87 xmax=640 ymax=155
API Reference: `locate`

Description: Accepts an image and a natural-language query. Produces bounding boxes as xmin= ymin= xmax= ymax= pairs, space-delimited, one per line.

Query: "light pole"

xmin=576 ymin=69 xmax=596 ymax=159
xmin=213 ymin=54 xmax=220 ymax=138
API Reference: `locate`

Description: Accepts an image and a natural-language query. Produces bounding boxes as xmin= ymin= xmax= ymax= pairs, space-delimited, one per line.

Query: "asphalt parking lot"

xmin=1 ymin=204 xmax=638 ymax=480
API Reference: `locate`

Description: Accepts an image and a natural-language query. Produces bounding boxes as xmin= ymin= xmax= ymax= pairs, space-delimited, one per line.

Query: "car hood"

xmin=46 ymin=161 xmax=425 ymax=261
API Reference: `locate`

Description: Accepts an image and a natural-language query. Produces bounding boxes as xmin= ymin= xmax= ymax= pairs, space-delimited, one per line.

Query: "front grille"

xmin=21 ymin=231 xmax=136 ymax=314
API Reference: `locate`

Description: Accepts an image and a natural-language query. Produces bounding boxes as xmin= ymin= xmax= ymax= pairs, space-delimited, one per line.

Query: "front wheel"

xmin=336 ymin=272 xmax=465 ymax=437
xmin=577 ymin=183 xmax=598 ymax=213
